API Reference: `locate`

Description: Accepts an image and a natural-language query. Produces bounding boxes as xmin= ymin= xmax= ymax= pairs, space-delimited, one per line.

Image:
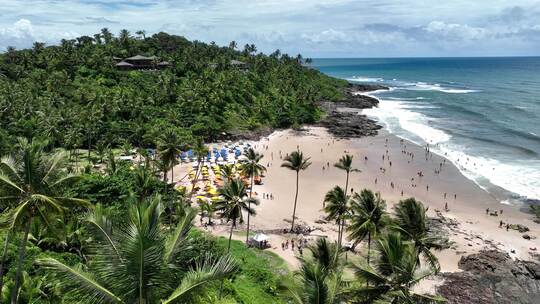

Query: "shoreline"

xmin=174 ymin=125 xmax=540 ymax=269
xmin=360 ymin=89 xmax=540 ymax=207
xmin=170 ymin=85 xmax=539 ymax=297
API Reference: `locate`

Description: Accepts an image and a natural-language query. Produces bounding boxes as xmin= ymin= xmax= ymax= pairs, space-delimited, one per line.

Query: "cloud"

xmin=0 ymin=19 xmax=35 ymax=50
xmin=424 ymin=21 xmax=488 ymax=41
xmin=0 ymin=1 xmax=539 ymax=57
xmin=0 ymin=19 xmax=79 ymax=50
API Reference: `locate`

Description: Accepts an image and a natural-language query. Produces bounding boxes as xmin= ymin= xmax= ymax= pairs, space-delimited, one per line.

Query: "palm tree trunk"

xmin=367 ymin=232 xmax=371 ymax=265
xmin=171 ymin=163 xmax=174 ymax=185
xmin=228 ymin=221 xmax=234 ymax=253
xmin=337 ymin=219 xmax=342 ymax=247
xmin=11 ymin=218 xmax=32 ymax=304
xmin=0 ymin=229 xmax=11 ymax=296
xmin=246 ymin=175 xmax=254 ymax=244
xmin=290 ymin=171 xmax=300 ymax=232
xmin=345 ymin=171 xmax=349 ymax=195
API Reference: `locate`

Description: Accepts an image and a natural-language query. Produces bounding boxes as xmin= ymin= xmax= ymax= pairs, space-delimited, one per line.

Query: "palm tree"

xmin=38 ymin=197 xmax=238 ymax=303
xmin=135 ymin=30 xmax=146 ymax=39
xmin=157 ymin=129 xmax=182 ymax=184
xmin=348 ymin=232 xmax=444 ymax=303
xmin=241 ymin=148 xmax=266 ymax=243
xmin=133 ymin=165 xmax=153 ymax=202
xmin=347 ymin=189 xmax=388 ymax=265
xmin=214 ymin=179 xmax=258 ymax=252
xmin=0 ymin=138 xmax=90 ymax=303
xmin=284 ymin=238 xmax=345 ymax=303
xmin=393 ymin=198 xmax=447 ymax=272
xmin=191 ymin=139 xmax=208 ymax=197
xmin=324 ymin=186 xmax=349 ymax=247
xmin=281 ymin=151 xmax=311 ymax=232
xmin=334 ymin=154 xmax=358 ymax=195
xmin=220 ymin=164 xmax=236 ymax=182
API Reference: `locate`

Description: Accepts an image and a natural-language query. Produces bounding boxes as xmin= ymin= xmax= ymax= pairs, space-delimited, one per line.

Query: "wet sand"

xmin=173 ymin=126 xmax=540 ymax=271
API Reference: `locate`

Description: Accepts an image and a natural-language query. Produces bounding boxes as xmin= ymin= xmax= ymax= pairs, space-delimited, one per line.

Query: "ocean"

xmin=313 ymin=57 xmax=540 ymax=204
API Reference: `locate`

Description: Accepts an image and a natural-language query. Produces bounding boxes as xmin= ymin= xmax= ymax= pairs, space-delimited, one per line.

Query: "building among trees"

xmin=115 ymin=55 xmax=170 ymax=70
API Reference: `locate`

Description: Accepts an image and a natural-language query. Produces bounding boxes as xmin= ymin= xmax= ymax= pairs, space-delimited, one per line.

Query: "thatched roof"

xmin=126 ymin=55 xmax=154 ymax=61
xmin=116 ymin=61 xmax=134 ymax=67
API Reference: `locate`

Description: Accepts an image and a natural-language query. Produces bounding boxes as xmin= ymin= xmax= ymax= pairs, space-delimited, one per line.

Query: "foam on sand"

xmin=362 ymin=96 xmax=540 ymax=201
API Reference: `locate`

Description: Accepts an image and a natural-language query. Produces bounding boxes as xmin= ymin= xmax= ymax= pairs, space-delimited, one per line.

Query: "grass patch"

xmin=216 ymin=237 xmax=291 ymax=304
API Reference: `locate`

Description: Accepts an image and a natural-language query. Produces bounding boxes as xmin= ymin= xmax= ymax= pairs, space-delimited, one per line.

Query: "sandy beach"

xmin=173 ymin=125 xmax=540 ymax=273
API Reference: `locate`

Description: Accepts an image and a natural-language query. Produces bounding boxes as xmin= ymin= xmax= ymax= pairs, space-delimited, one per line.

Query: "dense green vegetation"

xmin=0 ymin=29 xmax=346 ymax=156
xmin=0 ymin=30 xmax=447 ymax=303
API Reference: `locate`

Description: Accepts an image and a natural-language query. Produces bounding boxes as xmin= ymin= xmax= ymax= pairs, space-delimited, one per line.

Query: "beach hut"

xmin=251 ymin=233 xmax=270 ymax=248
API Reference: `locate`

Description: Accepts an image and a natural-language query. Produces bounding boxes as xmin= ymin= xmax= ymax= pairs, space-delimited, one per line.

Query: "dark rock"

xmin=523 ymin=234 xmax=531 ymax=240
xmin=319 ymin=111 xmax=382 ymax=138
xmin=437 ymin=250 xmax=540 ymax=304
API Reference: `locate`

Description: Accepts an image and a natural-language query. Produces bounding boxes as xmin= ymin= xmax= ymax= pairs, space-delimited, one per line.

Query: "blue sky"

xmin=1 ymin=0 xmax=539 ymax=57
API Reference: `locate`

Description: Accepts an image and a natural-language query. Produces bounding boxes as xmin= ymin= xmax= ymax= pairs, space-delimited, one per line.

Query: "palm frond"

xmin=162 ymin=254 xmax=238 ymax=304
xmin=37 ymin=258 xmax=124 ymax=304
xmin=164 ymin=207 xmax=196 ymax=263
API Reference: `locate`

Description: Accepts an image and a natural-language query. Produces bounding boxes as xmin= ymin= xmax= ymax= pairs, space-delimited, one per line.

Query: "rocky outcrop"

xmin=437 ymin=250 xmax=540 ymax=304
xmin=317 ymin=83 xmax=387 ymax=138
xmin=320 ymin=111 xmax=381 ymax=138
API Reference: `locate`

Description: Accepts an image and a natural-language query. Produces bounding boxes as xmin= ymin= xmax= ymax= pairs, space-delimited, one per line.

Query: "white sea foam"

xmin=400 ymin=82 xmax=480 ymax=94
xmin=437 ymin=145 xmax=540 ymax=200
xmin=347 ymin=76 xmax=384 ymax=82
xmin=387 ymin=97 xmax=426 ymax=101
xmin=363 ymin=98 xmax=450 ymax=144
xmin=362 ymin=96 xmax=540 ymax=201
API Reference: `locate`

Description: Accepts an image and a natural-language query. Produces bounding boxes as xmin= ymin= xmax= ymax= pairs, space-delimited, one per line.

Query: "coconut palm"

xmin=348 ymin=232 xmax=444 ymax=303
xmin=284 ymin=238 xmax=345 ymax=304
xmin=393 ymin=198 xmax=447 ymax=272
xmin=241 ymin=148 xmax=266 ymax=243
xmin=0 ymin=138 xmax=89 ymax=303
xmin=347 ymin=189 xmax=388 ymax=265
xmin=133 ymin=165 xmax=153 ymax=203
xmin=324 ymin=186 xmax=349 ymax=247
xmin=158 ymin=129 xmax=182 ymax=184
xmin=214 ymin=179 xmax=259 ymax=252
xmin=334 ymin=154 xmax=359 ymax=195
xmin=38 ymin=197 xmax=238 ymax=304
xmin=281 ymin=151 xmax=311 ymax=232
xmin=191 ymin=139 xmax=209 ymax=196
xmin=220 ymin=164 xmax=236 ymax=182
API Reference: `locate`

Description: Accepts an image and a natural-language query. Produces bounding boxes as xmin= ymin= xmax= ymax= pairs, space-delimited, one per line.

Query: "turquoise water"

xmin=313 ymin=57 xmax=540 ymax=203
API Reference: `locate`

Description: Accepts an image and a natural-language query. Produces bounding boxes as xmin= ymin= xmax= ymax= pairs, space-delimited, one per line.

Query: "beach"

xmin=176 ymin=125 xmax=540 ymax=272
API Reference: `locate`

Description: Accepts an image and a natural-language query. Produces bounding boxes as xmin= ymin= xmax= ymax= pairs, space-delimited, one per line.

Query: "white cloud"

xmin=0 ymin=1 xmax=538 ymax=56
xmin=425 ymin=21 xmax=488 ymax=40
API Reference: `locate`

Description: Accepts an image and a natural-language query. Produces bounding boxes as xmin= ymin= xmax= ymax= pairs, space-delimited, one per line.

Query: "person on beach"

xmin=445 ymin=202 xmax=449 ymax=211
xmin=486 ymin=208 xmax=489 ymax=215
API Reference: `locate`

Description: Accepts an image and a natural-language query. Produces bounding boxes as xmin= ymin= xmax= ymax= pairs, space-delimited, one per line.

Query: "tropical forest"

xmin=0 ymin=29 xmax=449 ymax=303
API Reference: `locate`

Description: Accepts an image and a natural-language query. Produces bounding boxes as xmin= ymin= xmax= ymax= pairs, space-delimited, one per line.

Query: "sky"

xmin=0 ymin=0 xmax=539 ymax=57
